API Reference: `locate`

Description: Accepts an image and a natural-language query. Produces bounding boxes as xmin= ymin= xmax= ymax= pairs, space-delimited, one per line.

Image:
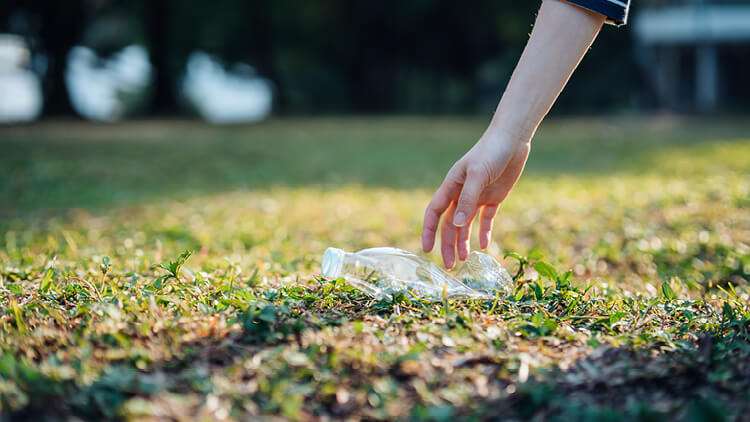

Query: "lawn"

xmin=1 ymin=116 xmax=749 ymax=421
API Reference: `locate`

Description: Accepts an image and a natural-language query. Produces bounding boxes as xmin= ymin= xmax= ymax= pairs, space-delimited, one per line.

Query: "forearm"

xmin=486 ymin=0 xmax=605 ymax=143
xmin=423 ymin=0 xmax=612 ymax=264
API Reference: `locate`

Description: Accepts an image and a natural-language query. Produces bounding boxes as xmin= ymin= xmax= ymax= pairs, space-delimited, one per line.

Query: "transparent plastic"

xmin=321 ymin=247 xmax=513 ymax=301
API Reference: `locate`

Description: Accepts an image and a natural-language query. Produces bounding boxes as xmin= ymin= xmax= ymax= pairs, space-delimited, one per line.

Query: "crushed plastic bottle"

xmin=321 ymin=247 xmax=513 ymax=301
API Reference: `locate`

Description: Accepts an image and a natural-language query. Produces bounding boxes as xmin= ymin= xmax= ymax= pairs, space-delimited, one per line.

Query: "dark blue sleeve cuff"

xmin=563 ymin=0 xmax=629 ymax=26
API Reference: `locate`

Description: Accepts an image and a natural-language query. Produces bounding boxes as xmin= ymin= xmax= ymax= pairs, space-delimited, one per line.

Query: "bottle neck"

xmin=321 ymin=247 xmax=347 ymax=279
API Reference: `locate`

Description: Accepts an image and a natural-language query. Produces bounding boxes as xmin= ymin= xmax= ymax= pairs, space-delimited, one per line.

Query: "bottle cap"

xmin=322 ymin=247 xmax=345 ymax=279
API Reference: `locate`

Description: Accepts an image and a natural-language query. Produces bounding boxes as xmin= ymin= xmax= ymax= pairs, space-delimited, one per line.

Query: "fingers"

xmin=453 ymin=169 xmax=485 ymax=228
xmin=422 ymin=188 xmax=451 ymax=253
xmin=457 ymin=211 xmax=476 ymax=261
xmin=422 ymin=173 xmax=460 ymax=252
xmin=478 ymin=204 xmax=499 ymax=249
xmin=440 ymin=201 xmax=458 ymax=269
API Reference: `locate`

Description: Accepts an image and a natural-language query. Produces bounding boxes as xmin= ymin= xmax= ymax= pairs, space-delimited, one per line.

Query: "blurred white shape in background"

xmin=65 ymin=44 xmax=152 ymax=122
xmin=181 ymin=51 xmax=272 ymax=124
xmin=0 ymin=34 xmax=43 ymax=123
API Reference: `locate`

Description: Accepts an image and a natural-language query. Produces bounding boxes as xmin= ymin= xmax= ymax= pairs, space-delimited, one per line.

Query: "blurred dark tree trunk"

xmin=147 ymin=0 xmax=176 ymax=114
xmin=251 ymin=0 xmax=283 ymax=112
xmin=35 ymin=0 xmax=85 ymax=116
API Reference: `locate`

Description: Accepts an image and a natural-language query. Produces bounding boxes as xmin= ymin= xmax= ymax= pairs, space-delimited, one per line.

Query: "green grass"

xmin=1 ymin=117 xmax=749 ymax=421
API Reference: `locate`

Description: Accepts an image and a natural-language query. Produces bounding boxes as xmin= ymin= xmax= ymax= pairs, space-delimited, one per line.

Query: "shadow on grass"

xmin=1 ymin=301 xmax=316 ymax=420
xmin=1 ymin=117 xmax=748 ymax=217
xmin=5 ymin=317 xmax=748 ymax=421
xmin=480 ymin=322 xmax=750 ymax=422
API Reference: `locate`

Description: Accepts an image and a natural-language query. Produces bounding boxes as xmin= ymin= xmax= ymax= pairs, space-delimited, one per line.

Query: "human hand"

xmin=420 ymin=0 xmax=604 ymax=269
xmin=422 ymin=135 xmax=530 ymax=268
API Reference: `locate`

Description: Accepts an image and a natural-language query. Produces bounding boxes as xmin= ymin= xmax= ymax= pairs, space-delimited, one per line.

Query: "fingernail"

xmin=453 ymin=212 xmax=467 ymax=227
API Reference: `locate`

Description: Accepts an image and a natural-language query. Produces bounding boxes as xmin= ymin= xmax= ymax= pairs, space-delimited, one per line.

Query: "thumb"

xmin=453 ymin=170 xmax=483 ymax=227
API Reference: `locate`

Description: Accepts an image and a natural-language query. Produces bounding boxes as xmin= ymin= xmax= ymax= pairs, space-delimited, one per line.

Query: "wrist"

xmin=481 ymin=121 xmax=533 ymax=148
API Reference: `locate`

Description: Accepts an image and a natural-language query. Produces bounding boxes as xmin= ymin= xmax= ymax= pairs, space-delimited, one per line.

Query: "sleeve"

xmin=563 ymin=0 xmax=630 ymax=26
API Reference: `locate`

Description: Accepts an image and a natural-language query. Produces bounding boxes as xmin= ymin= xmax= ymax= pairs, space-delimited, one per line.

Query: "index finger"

xmin=422 ymin=182 xmax=456 ymax=252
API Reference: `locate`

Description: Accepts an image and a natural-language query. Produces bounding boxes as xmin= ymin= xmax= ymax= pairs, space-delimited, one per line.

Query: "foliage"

xmin=0 ymin=117 xmax=749 ymax=420
xmin=2 ymin=0 xmax=641 ymax=114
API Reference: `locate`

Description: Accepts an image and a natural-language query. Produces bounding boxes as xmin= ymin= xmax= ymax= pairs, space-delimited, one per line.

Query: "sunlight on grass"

xmin=0 ymin=117 xmax=748 ymax=420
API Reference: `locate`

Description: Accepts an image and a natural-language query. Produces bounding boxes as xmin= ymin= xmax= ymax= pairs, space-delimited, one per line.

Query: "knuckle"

xmin=457 ymin=197 xmax=475 ymax=211
xmin=466 ymin=166 xmax=482 ymax=179
xmin=445 ymin=165 xmax=462 ymax=183
xmin=467 ymin=162 xmax=493 ymax=184
xmin=425 ymin=203 xmax=442 ymax=218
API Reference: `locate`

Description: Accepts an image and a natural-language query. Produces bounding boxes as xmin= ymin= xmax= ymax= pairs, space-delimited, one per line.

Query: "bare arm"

xmin=422 ymin=0 xmax=606 ymax=268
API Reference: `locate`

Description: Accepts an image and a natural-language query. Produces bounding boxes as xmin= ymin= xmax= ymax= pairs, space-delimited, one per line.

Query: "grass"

xmin=0 ymin=116 xmax=749 ymax=421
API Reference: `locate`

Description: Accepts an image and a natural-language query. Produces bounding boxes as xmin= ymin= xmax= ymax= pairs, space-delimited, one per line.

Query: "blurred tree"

xmin=1 ymin=0 xmax=85 ymax=115
xmin=1 ymin=0 xmax=644 ymax=116
xmin=147 ymin=0 xmax=173 ymax=113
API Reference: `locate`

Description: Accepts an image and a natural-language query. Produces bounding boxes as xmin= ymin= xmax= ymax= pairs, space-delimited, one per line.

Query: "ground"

xmin=0 ymin=116 xmax=749 ymax=421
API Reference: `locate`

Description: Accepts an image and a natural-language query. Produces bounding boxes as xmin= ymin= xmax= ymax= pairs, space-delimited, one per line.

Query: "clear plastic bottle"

xmin=321 ymin=247 xmax=513 ymax=301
